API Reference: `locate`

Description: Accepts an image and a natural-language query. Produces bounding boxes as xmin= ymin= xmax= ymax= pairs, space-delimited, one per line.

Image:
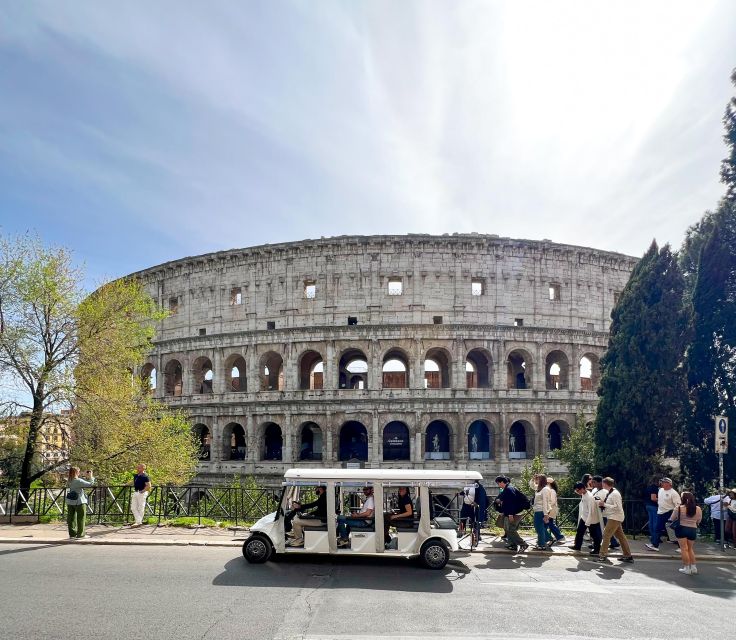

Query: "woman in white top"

xmin=532 ymin=474 xmax=554 ymax=550
xmin=545 ymin=478 xmax=566 ymax=544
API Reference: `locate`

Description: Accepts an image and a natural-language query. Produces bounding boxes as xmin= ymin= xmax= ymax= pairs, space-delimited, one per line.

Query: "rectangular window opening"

xmin=471 ymin=279 xmax=484 ymax=296
xmin=347 ymin=316 xmax=358 ymax=326
xmin=549 ymin=283 xmax=561 ymax=301
xmin=387 ymin=278 xmax=403 ymax=296
xmin=613 ymin=291 xmax=621 ymax=305
xmin=433 ymin=316 xmax=443 ymax=325
xmin=168 ymin=297 xmax=179 ymax=315
xmin=266 ymin=321 xmax=276 ymax=330
xmin=230 ymin=287 xmax=242 ymax=305
xmin=304 ymin=280 xmax=316 ymax=299
xmin=514 ymin=318 xmax=524 ymax=327
xmin=198 ymin=328 xmax=206 ymax=336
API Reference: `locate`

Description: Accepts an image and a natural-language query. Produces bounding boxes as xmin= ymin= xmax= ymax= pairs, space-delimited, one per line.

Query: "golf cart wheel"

xmin=243 ymin=535 xmax=272 ymax=564
xmin=420 ymin=539 xmax=449 ymax=570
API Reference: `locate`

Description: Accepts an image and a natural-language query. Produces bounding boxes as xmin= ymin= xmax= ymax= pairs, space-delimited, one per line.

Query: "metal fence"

xmin=0 ymin=484 xmax=718 ymax=537
xmin=0 ymin=485 xmax=280 ymax=527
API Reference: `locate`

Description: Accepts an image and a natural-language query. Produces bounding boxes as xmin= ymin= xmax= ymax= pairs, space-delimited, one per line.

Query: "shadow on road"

xmin=0 ymin=543 xmax=66 ymax=556
xmin=212 ymin=553 xmax=471 ymax=592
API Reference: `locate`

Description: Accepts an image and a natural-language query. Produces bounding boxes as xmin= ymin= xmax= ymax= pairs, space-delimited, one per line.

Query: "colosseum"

xmin=131 ymin=234 xmax=637 ymax=483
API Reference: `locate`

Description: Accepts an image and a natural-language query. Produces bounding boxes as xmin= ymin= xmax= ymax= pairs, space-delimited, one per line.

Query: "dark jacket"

xmin=498 ymin=484 xmax=527 ymax=516
xmin=300 ymin=491 xmax=327 ymax=520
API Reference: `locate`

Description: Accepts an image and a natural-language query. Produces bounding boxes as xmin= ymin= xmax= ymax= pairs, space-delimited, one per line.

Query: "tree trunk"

xmin=16 ymin=389 xmax=44 ymax=514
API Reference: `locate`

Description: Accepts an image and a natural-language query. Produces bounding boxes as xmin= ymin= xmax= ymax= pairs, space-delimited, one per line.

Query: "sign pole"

xmin=715 ymin=415 xmax=728 ymax=552
xmin=720 ymin=452 xmax=725 ymax=553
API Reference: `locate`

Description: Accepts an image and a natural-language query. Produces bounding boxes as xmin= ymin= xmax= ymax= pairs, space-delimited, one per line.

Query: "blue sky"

xmin=1 ymin=1 xmax=735 ymax=288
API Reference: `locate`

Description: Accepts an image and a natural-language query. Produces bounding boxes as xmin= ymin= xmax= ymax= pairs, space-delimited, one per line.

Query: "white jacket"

xmin=581 ymin=491 xmax=601 ymax=525
xmin=599 ymin=488 xmax=625 ymax=522
xmin=533 ymin=485 xmax=554 ymax=516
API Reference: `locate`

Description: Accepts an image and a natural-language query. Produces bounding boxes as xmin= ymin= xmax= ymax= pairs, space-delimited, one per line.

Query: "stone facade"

xmin=130 ymin=234 xmax=637 ymax=482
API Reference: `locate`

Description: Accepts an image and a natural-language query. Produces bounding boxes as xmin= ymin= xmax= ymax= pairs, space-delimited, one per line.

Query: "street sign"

xmin=715 ymin=416 xmax=728 ymax=453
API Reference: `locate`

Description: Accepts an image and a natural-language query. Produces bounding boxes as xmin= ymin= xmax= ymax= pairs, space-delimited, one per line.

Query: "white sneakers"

xmin=645 ymin=544 xmax=660 ymax=552
xmin=678 ymin=565 xmax=698 ymax=575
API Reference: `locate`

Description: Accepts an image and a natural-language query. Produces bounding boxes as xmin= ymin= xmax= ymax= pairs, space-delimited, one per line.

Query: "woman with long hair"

xmin=65 ymin=466 xmax=95 ymax=540
xmin=545 ymin=478 xmax=566 ymax=545
xmin=532 ymin=474 xmax=554 ymax=550
xmin=670 ymin=491 xmax=702 ymax=575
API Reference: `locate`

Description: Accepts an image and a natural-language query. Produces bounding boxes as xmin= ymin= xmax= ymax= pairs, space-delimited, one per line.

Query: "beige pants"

xmin=291 ymin=516 xmax=323 ymax=544
xmin=600 ymin=519 xmax=631 ymax=557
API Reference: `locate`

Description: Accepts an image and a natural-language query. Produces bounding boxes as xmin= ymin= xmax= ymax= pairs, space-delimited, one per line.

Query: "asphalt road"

xmin=1 ymin=543 xmax=734 ymax=640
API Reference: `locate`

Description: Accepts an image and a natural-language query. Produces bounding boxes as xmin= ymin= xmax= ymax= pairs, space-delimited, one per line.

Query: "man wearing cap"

xmin=646 ymin=477 xmax=681 ymax=552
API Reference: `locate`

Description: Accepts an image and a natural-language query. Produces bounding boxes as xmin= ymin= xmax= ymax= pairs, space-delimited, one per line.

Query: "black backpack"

xmin=515 ymin=488 xmax=532 ymax=512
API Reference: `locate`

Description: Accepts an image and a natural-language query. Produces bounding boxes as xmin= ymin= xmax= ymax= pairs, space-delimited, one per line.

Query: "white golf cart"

xmin=242 ymin=468 xmax=482 ymax=569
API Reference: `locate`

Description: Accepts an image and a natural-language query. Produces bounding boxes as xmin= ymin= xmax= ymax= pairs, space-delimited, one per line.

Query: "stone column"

xmin=246 ymin=414 xmax=258 ymax=462
xmin=570 ymin=343 xmax=581 ymax=392
xmin=325 ymin=341 xmax=336 ymax=390
xmin=533 ymin=342 xmax=544 ymax=391
xmin=324 ymin=414 xmax=334 ymax=463
xmin=414 ymin=431 xmax=423 ymax=464
xmin=248 ymin=347 xmax=260 ymax=393
xmin=412 ymin=338 xmax=423 ymax=390
xmin=213 ymin=348 xmax=224 ymax=395
xmin=498 ymin=412 xmax=508 ymax=461
xmin=454 ymin=339 xmax=466 ymax=390
xmin=282 ymin=414 xmax=293 ymax=463
xmin=495 ymin=340 xmax=506 ymax=389
xmin=182 ymin=354 xmax=194 ymax=396
xmin=371 ymin=411 xmax=380 ymax=464
xmin=155 ymin=353 xmax=164 ymax=399
xmin=368 ymin=340 xmax=379 ymax=390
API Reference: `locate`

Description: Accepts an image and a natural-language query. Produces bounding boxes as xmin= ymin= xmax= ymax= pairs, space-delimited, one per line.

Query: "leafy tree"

xmin=557 ymin=413 xmax=596 ymax=496
xmin=721 ymin=68 xmax=736 ymax=204
xmin=594 ymin=241 xmax=689 ymax=494
xmin=519 ymin=455 xmax=547 ymax=494
xmin=0 ymin=234 xmax=199 ymax=493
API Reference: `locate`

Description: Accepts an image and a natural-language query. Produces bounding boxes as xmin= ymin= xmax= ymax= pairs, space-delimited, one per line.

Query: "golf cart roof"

xmin=283 ymin=468 xmax=483 ymax=483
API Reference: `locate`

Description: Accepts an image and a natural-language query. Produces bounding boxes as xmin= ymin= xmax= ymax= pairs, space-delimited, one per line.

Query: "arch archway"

xmin=262 ymin=422 xmax=283 ymax=460
xmin=192 ymin=356 xmax=214 ymax=394
xmin=339 ymin=349 xmax=368 ymax=389
xmin=260 ymin=352 xmax=284 ymax=391
xmin=299 ymin=422 xmax=323 ymax=461
xmin=545 ymin=350 xmax=570 ymax=390
xmin=383 ymin=421 xmax=410 ymax=461
xmin=508 ymin=420 xmax=533 ymax=459
xmin=299 ymin=350 xmax=324 ymax=390
xmin=339 ymin=421 xmax=368 ymax=461
xmin=547 ymin=420 xmax=569 ymax=452
xmin=507 ymin=350 xmax=532 ymax=389
xmin=140 ymin=363 xmax=156 ymax=393
xmin=193 ymin=423 xmax=211 ymax=460
xmin=424 ymin=348 xmax=451 ymax=388
xmin=164 ymin=359 xmax=183 ymax=397
xmin=224 ymin=354 xmax=247 ymax=392
xmin=223 ymin=422 xmax=246 ymax=460
xmin=382 ymin=348 xmax=410 ymax=388
xmin=466 ymin=349 xmax=492 ymax=388
xmin=468 ymin=420 xmax=491 ymax=460
xmin=580 ymin=353 xmax=601 ymax=391
xmin=425 ymin=420 xmax=451 ymax=460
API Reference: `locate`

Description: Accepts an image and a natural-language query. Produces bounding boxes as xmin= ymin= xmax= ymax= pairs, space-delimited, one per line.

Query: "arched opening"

xmin=299 ymin=350 xmax=324 ymax=390
xmin=339 ymin=421 xmax=368 ymax=461
xmin=140 ymin=363 xmax=156 ymax=393
xmin=466 ymin=349 xmax=492 ymax=388
xmin=224 ymin=354 xmax=247 ymax=392
xmin=339 ymin=349 xmax=368 ymax=389
xmin=425 ymin=420 xmax=451 ymax=460
xmin=424 ymin=348 xmax=451 ymax=388
xmin=164 ymin=359 xmax=183 ymax=397
xmin=468 ymin=420 xmax=491 ymax=460
xmin=223 ymin=422 xmax=246 ymax=460
xmin=260 ymin=352 xmax=284 ymax=391
xmin=383 ymin=421 xmax=410 ymax=461
xmin=193 ymin=424 xmax=211 ymax=460
xmin=509 ymin=421 xmax=532 ymax=459
xmin=507 ymin=350 xmax=532 ymax=389
xmin=580 ymin=354 xmax=601 ymax=391
xmin=262 ymin=423 xmax=283 ymax=460
xmin=545 ymin=350 xmax=570 ymax=390
xmin=382 ymin=349 xmax=409 ymax=389
xmin=299 ymin=422 xmax=323 ymax=461
xmin=192 ymin=356 xmax=214 ymax=394
xmin=547 ymin=420 xmax=568 ymax=453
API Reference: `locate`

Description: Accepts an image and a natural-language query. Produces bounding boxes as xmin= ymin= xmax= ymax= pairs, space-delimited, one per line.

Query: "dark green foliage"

xmin=557 ymin=413 xmax=596 ymax=496
xmin=721 ymin=68 xmax=736 ymax=203
xmin=595 ymin=241 xmax=689 ymax=494
xmin=682 ymin=204 xmax=736 ymax=492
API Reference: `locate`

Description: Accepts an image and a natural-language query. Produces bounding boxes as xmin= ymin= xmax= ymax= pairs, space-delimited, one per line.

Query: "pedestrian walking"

xmin=545 ymin=478 xmax=566 ymax=544
xmin=646 ymin=477 xmax=681 ymax=551
xmin=494 ymin=475 xmax=530 ymax=553
xmin=532 ymin=474 xmax=554 ymax=550
xmin=65 ymin=467 xmax=94 ymax=540
xmin=130 ymin=463 xmax=151 ymax=527
xmin=570 ymin=481 xmax=602 ymax=554
xmin=592 ymin=475 xmax=620 ymax=549
xmin=593 ymin=477 xmax=634 ymax=564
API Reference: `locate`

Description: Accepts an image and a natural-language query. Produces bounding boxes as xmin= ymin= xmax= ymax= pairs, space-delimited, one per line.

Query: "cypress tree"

xmin=594 ymin=241 xmax=689 ymax=494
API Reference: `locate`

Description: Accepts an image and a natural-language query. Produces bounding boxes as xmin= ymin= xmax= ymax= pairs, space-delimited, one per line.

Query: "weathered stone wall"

xmin=130 ymin=234 xmax=637 ymax=481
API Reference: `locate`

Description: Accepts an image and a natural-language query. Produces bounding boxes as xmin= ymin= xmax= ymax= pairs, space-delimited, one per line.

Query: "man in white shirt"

xmin=646 ymin=477 xmax=681 ymax=551
xmin=337 ymin=486 xmax=375 ymax=546
xmin=592 ymin=477 xmax=634 ymax=564
xmin=704 ymin=490 xmax=731 ymax=543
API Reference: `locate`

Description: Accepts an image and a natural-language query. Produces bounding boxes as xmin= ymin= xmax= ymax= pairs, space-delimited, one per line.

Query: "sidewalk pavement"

xmin=2 ymin=523 xmax=736 ymax=560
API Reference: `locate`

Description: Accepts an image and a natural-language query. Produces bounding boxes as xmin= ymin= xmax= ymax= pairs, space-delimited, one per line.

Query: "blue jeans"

xmin=337 ymin=516 xmax=371 ymax=539
xmin=654 ymin=510 xmax=672 ymax=547
xmin=546 ymin=517 xmax=564 ymax=541
xmin=533 ymin=511 xmax=553 ymax=546
xmin=646 ymin=504 xmax=659 ymax=546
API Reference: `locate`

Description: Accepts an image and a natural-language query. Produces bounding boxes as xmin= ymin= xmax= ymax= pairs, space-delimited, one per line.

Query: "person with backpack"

xmin=494 ymin=476 xmax=529 ymax=553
